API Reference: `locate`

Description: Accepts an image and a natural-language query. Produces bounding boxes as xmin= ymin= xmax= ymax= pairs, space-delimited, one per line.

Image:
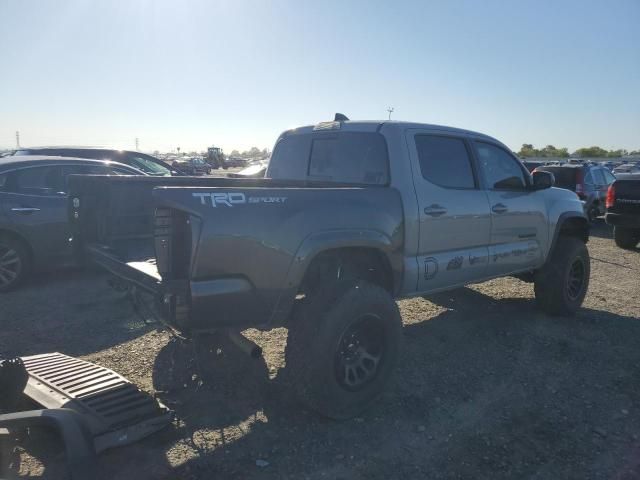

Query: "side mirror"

xmin=531 ymin=170 xmax=554 ymax=190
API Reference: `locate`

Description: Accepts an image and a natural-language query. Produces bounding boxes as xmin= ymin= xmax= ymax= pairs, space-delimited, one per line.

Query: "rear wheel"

xmin=0 ymin=236 xmax=30 ymax=292
xmin=613 ymin=226 xmax=640 ymax=250
xmin=285 ymin=281 xmax=402 ymax=419
xmin=534 ymin=236 xmax=590 ymax=316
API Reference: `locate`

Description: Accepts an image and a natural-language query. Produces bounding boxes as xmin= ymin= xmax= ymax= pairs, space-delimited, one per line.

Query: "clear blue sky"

xmin=1 ymin=0 xmax=638 ymax=153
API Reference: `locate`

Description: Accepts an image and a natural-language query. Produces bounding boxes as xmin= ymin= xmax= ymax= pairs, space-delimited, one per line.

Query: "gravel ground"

xmin=1 ymin=221 xmax=639 ymax=479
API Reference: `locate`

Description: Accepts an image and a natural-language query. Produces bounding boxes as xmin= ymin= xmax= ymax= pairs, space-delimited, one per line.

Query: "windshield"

xmin=126 ymin=155 xmax=171 ymax=176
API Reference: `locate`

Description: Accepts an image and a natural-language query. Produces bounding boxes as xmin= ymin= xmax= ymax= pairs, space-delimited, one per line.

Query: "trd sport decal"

xmin=192 ymin=192 xmax=287 ymax=207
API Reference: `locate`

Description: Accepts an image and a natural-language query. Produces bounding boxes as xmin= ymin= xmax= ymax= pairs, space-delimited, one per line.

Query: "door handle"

xmin=11 ymin=207 xmax=41 ymax=213
xmin=424 ymin=204 xmax=447 ymax=217
xmin=492 ymin=203 xmax=508 ymax=214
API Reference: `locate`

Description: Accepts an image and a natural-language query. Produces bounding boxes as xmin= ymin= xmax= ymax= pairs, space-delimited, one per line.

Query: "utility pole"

xmin=135 ymin=137 xmax=139 ymax=151
xmin=15 ymin=131 xmax=20 ymax=148
xmin=386 ymin=107 xmax=394 ymax=120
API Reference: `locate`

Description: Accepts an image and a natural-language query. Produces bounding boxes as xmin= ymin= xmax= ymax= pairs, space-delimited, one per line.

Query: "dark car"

xmin=605 ymin=174 xmax=640 ymax=249
xmin=522 ymin=160 xmax=546 ymax=172
xmin=171 ymin=156 xmax=211 ymax=175
xmin=534 ymin=163 xmax=616 ymax=222
xmin=0 ymin=156 xmax=145 ymax=291
xmin=12 ymin=147 xmax=180 ymax=176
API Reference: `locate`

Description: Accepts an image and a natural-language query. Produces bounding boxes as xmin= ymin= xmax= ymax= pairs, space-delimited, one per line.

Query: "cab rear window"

xmin=269 ymin=132 xmax=389 ymax=185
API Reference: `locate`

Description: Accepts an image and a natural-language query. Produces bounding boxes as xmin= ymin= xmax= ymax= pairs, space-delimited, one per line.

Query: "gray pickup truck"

xmin=69 ymin=117 xmax=590 ymax=419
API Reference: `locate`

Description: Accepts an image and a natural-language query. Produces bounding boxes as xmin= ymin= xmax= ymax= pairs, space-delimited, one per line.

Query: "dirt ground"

xmin=1 ymin=221 xmax=639 ymax=479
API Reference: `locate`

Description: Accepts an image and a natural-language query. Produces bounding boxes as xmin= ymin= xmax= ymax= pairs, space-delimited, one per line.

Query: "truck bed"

xmin=69 ymin=174 xmax=404 ymax=331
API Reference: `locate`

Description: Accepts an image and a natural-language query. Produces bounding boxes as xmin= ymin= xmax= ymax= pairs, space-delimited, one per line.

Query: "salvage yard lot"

xmin=1 ymin=222 xmax=639 ymax=479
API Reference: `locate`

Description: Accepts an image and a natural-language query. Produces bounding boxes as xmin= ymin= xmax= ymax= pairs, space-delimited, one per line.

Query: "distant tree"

xmin=518 ymin=144 xmax=539 ymax=157
xmin=606 ymin=149 xmax=627 ymax=158
xmin=574 ymin=146 xmax=608 ymax=157
xmin=518 ymin=144 xmax=569 ymax=158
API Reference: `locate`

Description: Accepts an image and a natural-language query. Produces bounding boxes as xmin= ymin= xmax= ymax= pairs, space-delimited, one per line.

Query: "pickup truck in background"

xmin=69 ymin=117 xmax=590 ymax=419
xmin=606 ymin=174 xmax=640 ymax=249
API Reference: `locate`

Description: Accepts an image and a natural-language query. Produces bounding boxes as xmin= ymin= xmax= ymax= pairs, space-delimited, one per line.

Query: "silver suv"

xmin=535 ymin=163 xmax=616 ymax=221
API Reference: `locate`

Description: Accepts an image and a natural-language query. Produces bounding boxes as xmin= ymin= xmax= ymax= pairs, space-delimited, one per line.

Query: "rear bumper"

xmin=605 ymin=212 xmax=640 ymax=228
xmin=189 ymin=277 xmax=265 ymax=330
xmin=87 ymin=244 xmax=264 ymax=331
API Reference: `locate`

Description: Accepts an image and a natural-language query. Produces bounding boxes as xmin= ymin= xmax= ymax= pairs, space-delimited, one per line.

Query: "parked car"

xmin=605 ymin=174 xmax=640 ymax=249
xmin=613 ymin=164 xmax=640 ymax=175
xmin=223 ymin=156 xmax=248 ymax=168
xmin=12 ymin=147 xmax=180 ymax=176
xmin=0 ymin=156 xmax=146 ymax=291
xmin=171 ymin=156 xmax=211 ymax=175
xmin=534 ymin=163 xmax=616 ymax=222
xmin=522 ymin=160 xmax=546 ymax=172
xmin=226 ymin=161 xmax=268 ymax=178
xmin=69 ymin=117 xmax=590 ymax=419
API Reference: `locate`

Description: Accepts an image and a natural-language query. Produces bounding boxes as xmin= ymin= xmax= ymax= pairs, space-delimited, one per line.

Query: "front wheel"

xmin=284 ymin=281 xmax=402 ymax=419
xmin=613 ymin=226 xmax=640 ymax=250
xmin=534 ymin=237 xmax=590 ymax=316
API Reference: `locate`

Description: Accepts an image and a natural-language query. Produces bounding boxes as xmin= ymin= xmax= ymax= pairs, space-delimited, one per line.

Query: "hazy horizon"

xmin=1 ymin=0 xmax=638 ymax=153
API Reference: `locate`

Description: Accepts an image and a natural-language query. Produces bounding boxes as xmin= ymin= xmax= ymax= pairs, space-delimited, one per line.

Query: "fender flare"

xmin=0 ymin=408 xmax=95 ymax=480
xmin=548 ymin=212 xmax=589 ymax=258
xmin=268 ymin=229 xmax=402 ymax=324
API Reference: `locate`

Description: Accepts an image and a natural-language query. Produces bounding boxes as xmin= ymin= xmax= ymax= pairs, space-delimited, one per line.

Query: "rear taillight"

xmin=606 ymin=184 xmax=615 ymax=208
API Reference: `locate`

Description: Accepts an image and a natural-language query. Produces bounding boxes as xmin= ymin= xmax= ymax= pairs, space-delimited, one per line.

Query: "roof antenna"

xmin=334 ymin=113 xmax=349 ymax=122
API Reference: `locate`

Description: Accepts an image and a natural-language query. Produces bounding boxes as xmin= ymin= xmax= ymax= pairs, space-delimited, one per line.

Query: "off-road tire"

xmin=284 ymin=281 xmax=402 ymax=420
xmin=613 ymin=226 xmax=640 ymax=250
xmin=534 ymin=236 xmax=590 ymax=316
xmin=0 ymin=236 xmax=30 ymax=293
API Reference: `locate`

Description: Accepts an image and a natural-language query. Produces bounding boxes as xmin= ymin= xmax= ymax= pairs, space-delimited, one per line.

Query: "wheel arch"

xmin=268 ymin=230 xmax=402 ymax=325
xmin=548 ymin=213 xmax=589 ymax=258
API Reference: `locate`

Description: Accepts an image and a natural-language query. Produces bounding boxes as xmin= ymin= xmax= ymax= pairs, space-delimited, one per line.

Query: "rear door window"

xmin=415 ymin=135 xmax=475 ymax=189
xmin=10 ymin=166 xmax=65 ymax=196
xmin=308 ymin=133 xmax=389 ymax=184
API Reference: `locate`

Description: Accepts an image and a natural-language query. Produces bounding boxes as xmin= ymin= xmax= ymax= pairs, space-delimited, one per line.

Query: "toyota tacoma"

xmin=68 ymin=116 xmax=590 ymax=419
